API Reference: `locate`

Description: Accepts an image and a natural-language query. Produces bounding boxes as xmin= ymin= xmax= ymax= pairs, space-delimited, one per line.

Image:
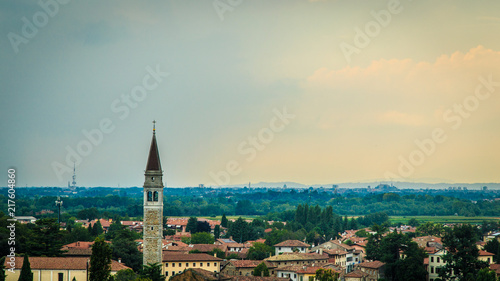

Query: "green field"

xmin=390 ymin=216 xmax=500 ymax=225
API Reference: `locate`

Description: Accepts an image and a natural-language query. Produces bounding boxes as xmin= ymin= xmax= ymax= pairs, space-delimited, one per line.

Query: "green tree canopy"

xmin=439 ymin=224 xmax=489 ymax=281
xmin=186 ymin=217 xmax=198 ymax=234
xmin=315 ymin=268 xmax=339 ymax=281
xmin=26 ymin=218 xmax=65 ymax=257
xmin=18 ymin=254 xmax=33 ymax=281
xmin=141 ymin=263 xmax=165 ymax=281
xmin=253 ymin=262 xmax=269 ymax=277
xmin=191 ymin=232 xmax=215 ymax=244
xmin=90 ymin=237 xmax=112 ymax=281
xmin=247 ymin=242 xmax=273 ymax=260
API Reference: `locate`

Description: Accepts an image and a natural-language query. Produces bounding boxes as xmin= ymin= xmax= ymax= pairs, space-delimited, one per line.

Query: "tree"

xmin=439 ymin=224 xmax=489 ymax=281
xmin=214 ymin=225 xmax=221 ymax=239
xmin=476 ymin=268 xmax=497 ymax=281
xmin=191 ymin=232 xmax=215 ymax=244
xmin=228 ymin=217 xmax=254 ymax=243
xmin=253 ymin=262 xmax=269 ymax=277
xmin=18 ymin=254 xmax=33 ymax=281
xmin=248 ymin=242 xmax=273 ymax=260
xmin=90 ymin=237 xmax=112 ymax=281
xmin=114 ymin=269 xmax=139 ymax=281
xmin=106 ymin=220 xmax=124 ymax=240
xmin=141 ymin=263 xmax=165 ymax=281
xmin=485 ymin=238 xmax=500 ymax=263
xmin=0 ymin=256 xmax=5 ymax=281
xmin=91 ymin=220 xmax=104 ymax=237
xmin=221 ymin=214 xmax=228 ymax=228
xmin=26 ymin=218 xmax=65 ymax=257
xmin=315 ymin=268 xmax=339 ymax=281
xmin=112 ymin=229 xmax=143 ymax=272
xmin=196 ymin=221 xmax=211 ymax=233
xmin=186 ymin=217 xmax=198 ymax=234
xmin=408 ymin=218 xmax=420 ymax=227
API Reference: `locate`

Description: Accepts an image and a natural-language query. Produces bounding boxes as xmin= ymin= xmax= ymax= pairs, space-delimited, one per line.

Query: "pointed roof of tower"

xmin=146 ymin=122 xmax=162 ymax=171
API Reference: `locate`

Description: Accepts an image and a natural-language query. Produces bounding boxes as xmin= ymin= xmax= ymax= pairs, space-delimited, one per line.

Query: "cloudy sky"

xmin=1 ymin=0 xmax=500 ymax=188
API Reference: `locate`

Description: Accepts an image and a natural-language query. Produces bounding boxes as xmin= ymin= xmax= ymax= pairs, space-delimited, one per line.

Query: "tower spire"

xmin=146 ymin=121 xmax=162 ymax=171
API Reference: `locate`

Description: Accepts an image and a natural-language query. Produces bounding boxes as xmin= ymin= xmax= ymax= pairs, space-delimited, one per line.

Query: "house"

xmin=355 ymin=261 xmax=385 ymax=281
xmin=89 ymin=218 xmax=112 ymax=233
xmin=222 ymin=260 xmax=277 ymax=277
xmin=274 ymin=240 xmax=310 ymax=255
xmin=61 ymin=241 xmax=97 ymax=257
xmin=13 ymin=216 xmax=37 ymax=224
xmin=342 ymin=269 xmax=369 ymax=281
xmin=311 ymin=241 xmax=361 ymax=272
xmin=276 ymin=266 xmax=338 ymax=281
xmin=427 ymin=249 xmax=447 ymax=281
xmin=264 ymin=253 xmax=328 ymax=268
xmin=170 ymin=268 xmax=289 ymax=281
xmin=162 ymin=253 xmax=223 ymax=278
xmin=4 ymin=256 xmax=129 ymax=281
xmin=479 ymin=250 xmax=495 ymax=265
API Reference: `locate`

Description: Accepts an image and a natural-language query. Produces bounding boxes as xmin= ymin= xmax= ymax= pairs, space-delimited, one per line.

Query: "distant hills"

xmin=223 ymin=181 xmax=500 ymax=190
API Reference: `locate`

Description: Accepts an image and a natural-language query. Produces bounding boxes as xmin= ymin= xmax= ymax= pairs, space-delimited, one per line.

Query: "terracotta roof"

xmin=274 ymin=240 xmax=310 ymax=248
xmin=479 ymin=250 xmax=495 ymax=256
xmin=163 ymin=253 xmax=222 ymax=262
xmin=5 ymin=257 xmax=129 ymax=271
xmin=490 ymin=264 xmax=500 ymax=274
xmin=62 ymin=241 xmax=95 ymax=249
xmin=357 ymin=260 xmax=385 ymax=269
xmin=191 ymin=244 xmax=226 ymax=253
xmin=278 ymin=266 xmax=333 ymax=274
xmin=344 ymin=269 xmax=369 ymax=278
xmin=322 ymin=249 xmax=348 ymax=256
xmin=265 ymin=253 xmax=327 ymax=262
xmin=63 ymin=248 xmax=92 ymax=256
xmin=230 ymin=260 xmax=276 ymax=269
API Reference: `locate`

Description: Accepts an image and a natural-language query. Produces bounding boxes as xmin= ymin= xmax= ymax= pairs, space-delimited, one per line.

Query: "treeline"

xmin=4 ymin=190 xmax=500 ymax=221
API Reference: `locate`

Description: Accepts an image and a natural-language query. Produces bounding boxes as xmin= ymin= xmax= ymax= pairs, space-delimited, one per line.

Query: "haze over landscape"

xmin=2 ymin=1 xmax=500 ymax=188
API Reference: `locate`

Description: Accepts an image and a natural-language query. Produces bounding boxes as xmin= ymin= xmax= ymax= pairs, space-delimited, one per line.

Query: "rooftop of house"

xmin=163 ymin=253 xmax=223 ymax=262
xmin=5 ymin=257 xmax=129 ymax=271
xmin=265 ymin=252 xmax=328 ymax=262
xmin=274 ymin=240 xmax=310 ymax=248
xmin=357 ymin=260 xmax=385 ymax=269
xmin=229 ymin=260 xmax=276 ymax=269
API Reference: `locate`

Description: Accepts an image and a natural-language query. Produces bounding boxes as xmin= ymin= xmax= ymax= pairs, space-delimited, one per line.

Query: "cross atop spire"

xmin=146 ymin=121 xmax=162 ymax=171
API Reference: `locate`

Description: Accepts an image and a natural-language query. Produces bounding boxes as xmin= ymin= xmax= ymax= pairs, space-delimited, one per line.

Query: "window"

xmin=173 ymin=263 xmax=175 ymax=267
xmin=166 ymin=263 xmax=169 ymax=267
xmin=488 ymin=258 xmax=491 ymax=263
xmin=279 ymin=247 xmax=281 ymax=250
xmin=431 ymin=257 xmax=434 ymax=262
xmin=147 ymin=191 xmax=153 ymax=201
xmin=193 ymin=263 xmax=196 ymax=266
xmin=186 ymin=263 xmax=189 ymax=266
xmin=179 ymin=263 xmax=181 ymax=267
xmin=431 ymin=266 xmax=434 ymax=273
xmin=166 ymin=272 xmax=169 ymax=276
xmin=154 ymin=191 xmax=159 ymax=201
xmin=58 ymin=273 xmax=63 ymax=281
xmin=200 ymin=263 xmax=203 ymax=266
xmin=172 ymin=271 xmax=175 ymax=276
xmin=437 ymin=257 xmax=440 ymax=263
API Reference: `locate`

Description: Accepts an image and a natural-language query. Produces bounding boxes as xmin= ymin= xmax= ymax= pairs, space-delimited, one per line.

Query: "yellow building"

xmin=163 ymin=253 xmax=222 ymax=278
xmin=4 ymin=256 xmax=129 ymax=281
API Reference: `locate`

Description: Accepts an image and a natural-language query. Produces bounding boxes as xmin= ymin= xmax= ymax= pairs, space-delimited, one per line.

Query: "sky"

xmin=1 ymin=0 xmax=500 ymax=188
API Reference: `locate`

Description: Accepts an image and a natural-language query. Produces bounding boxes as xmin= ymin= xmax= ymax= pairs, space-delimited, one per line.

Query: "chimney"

xmin=214 ymin=253 xmax=217 ymax=257
xmin=319 ymin=248 xmax=323 ymax=255
xmin=118 ymin=258 xmax=122 ymax=263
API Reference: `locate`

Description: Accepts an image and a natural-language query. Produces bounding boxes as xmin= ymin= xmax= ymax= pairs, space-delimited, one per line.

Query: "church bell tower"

xmin=143 ymin=121 xmax=164 ymax=266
